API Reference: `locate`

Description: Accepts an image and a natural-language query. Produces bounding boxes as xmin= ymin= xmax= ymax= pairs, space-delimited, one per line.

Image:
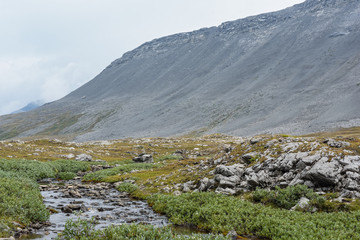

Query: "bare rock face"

xmin=1 ymin=0 xmax=360 ymax=141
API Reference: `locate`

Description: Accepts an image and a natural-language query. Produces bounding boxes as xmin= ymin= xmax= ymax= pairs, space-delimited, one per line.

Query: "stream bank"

xmin=18 ymin=178 xmax=168 ymax=240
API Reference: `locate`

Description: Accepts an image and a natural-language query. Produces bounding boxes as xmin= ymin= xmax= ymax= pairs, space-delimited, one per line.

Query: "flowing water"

xmin=20 ymin=179 xmax=168 ymax=239
xmin=19 ymin=178 xmax=254 ymax=240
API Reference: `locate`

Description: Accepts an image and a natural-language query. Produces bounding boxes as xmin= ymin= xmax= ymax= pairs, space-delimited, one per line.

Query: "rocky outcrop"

xmin=190 ymin=137 xmax=360 ymax=198
xmin=197 ymin=154 xmax=360 ymax=198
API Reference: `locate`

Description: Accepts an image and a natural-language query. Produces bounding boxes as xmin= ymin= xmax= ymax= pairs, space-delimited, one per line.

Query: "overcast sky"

xmin=0 ymin=0 xmax=304 ymax=115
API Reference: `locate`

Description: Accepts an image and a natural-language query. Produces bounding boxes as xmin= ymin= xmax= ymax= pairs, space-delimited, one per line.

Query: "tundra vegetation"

xmin=0 ymin=128 xmax=359 ymax=239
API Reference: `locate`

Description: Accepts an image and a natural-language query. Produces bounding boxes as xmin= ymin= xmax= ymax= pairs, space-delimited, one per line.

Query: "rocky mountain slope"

xmin=0 ymin=0 xmax=359 ymax=141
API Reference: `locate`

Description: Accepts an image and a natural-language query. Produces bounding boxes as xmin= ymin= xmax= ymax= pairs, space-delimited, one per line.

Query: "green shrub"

xmin=49 ymin=159 xmax=90 ymax=174
xmin=60 ymin=218 xmax=230 ymax=240
xmin=58 ymin=172 xmax=77 ymax=180
xmin=116 ymin=182 xmax=138 ymax=193
xmin=0 ymin=177 xmax=49 ymax=224
xmin=0 ymin=159 xmax=55 ymax=180
xmin=61 ymin=217 xmax=100 ymax=240
xmin=252 ymin=185 xmax=325 ymax=210
xmin=83 ymin=163 xmax=159 ymax=182
xmin=0 ymin=159 xmax=89 ymax=181
xmin=148 ymin=192 xmax=360 ymax=240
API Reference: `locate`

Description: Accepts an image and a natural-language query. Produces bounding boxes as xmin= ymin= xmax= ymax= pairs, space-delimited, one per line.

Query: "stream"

xmin=20 ymin=178 xmax=169 ymax=239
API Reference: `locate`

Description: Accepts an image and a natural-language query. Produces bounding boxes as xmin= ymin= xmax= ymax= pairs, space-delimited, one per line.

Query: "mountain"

xmin=1 ymin=0 xmax=360 ymax=141
xmin=11 ymin=101 xmax=44 ymax=114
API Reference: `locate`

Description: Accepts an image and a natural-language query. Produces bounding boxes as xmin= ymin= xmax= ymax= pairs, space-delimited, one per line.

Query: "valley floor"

xmin=1 ymin=128 xmax=360 ymax=239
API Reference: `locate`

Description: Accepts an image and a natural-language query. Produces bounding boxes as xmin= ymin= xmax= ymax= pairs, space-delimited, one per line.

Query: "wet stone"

xmin=31 ymin=179 xmax=169 ymax=240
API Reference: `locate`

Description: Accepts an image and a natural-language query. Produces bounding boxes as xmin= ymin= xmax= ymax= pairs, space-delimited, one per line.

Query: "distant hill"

xmin=0 ymin=0 xmax=359 ymax=141
xmin=12 ymin=101 xmax=44 ymax=114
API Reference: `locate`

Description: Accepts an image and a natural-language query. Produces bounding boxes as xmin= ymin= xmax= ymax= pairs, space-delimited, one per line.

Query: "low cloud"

xmin=0 ymin=56 xmax=88 ymax=115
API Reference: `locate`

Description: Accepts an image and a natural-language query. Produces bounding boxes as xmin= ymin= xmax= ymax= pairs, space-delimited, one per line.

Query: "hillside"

xmin=0 ymin=0 xmax=359 ymax=141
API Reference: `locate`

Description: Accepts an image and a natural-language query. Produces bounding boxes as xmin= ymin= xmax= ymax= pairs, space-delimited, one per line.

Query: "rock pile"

xmin=187 ymin=137 xmax=360 ymax=198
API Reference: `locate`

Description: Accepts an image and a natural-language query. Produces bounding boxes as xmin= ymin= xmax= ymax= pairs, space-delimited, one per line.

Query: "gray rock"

xmin=62 ymin=153 xmax=75 ymax=159
xmin=289 ymin=177 xmax=304 ymax=186
xmin=132 ymin=154 xmax=154 ymax=163
xmin=198 ymin=177 xmax=211 ymax=192
xmin=226 ymin=230 xmax=238 ymax=240
xmin=69 ymin=190 xmax=82 ymax=198
xmin=182 ymin=181 xmax=195 ymax=192
xmin=215 ymin=165 xmax=235 ymax=177
xmin=173 ymin=190 xmax=181 ymax=196
xmin=224 ymin=145 xmax=234 ymax=153
xmin=342 ymin=179 xmax=360 ymax=191
xmin=339 ymin=156 xmax=360 ymax=173
xmin=295 ymin=160 xmax=307 ymax=171
xmin=215 ymin=164 xmax=244 ymax=177
xmin=215 ymin=187 xmax=236 ymax=195
xmin=242 ymin=152 xmax=258 ymax=164
xmin=257 ymin=170 xmax=270 ymax=185
xmin=250 ymin=137 xmax=262 ymax=144
xmin=75 ymin=154 xmax=92 ymax=161
xmin=246 ymin=173 xmax=259 ymax=188
xmin=216 ymin=175 xmax=240 ymax=188
xmin=301 ymin=153 xmax=321 ymax=166
xmin=264 ymin=139 xmax=278 ymax=148
xmin=303 ymin=157 xmax=341 ymax=187
xmin=324 ymin=139 xmax=351 ymax=148
xmin=290 ymin=197 xmax=311 ymax=211
xmin=345 ymin=171 xmax=360 ymax=181
xmin=278 ymin=153 xmax=298 ymax=171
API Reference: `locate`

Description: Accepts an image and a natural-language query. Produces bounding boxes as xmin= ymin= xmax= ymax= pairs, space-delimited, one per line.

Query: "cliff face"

xmin=1 ymin=0 xmax=360 ymax=141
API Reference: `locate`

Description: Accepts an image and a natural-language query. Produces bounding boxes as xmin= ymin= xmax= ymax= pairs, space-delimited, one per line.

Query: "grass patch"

xmin=83 ymin=163 xmax=160 ymax=182
xmin=148 ymin=192 xmax=360 ymax=240
xmin=155 ymin=154 xmax=183 ymax=162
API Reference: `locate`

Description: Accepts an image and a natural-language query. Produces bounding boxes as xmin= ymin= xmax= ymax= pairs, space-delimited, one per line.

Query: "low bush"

xmin=116 ymin=182 xmax=138 ymax=193
xmin=251 ymin=184 xmax=325 ymax=210
xmin=59 ymin=217 xmax=230 ymax=240
xmin=0 ymin=176 xmax=49 ymax=225
xmin=0 ymin=159 xmax=90 ymax=181
xmin=148 ymin=192 xmax=360 ymax=240
xmin=0 ymin=159 xmax=55 ymax=180
xmin=49 ymin=159 xmax=90 ymax=174
xmin=58 ymin=171 xmax=77 ymax=180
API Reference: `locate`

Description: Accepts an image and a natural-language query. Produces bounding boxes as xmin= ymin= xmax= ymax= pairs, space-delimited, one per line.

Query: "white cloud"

xmin=0 ymin=0 xmax=305 ymax=115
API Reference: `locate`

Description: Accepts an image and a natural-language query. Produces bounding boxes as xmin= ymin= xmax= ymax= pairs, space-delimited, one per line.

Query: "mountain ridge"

xmin=1 ymin=0 xmax=359 ymax=141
